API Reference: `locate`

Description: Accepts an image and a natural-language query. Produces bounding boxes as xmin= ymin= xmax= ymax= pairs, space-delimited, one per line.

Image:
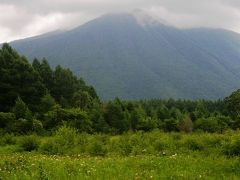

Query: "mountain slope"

xmin=10 ymin=12 xmax=240 ymax=100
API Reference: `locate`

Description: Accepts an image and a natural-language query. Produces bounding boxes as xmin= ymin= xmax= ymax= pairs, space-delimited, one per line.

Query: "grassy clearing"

xmin=1 ymin=129 xmax=240 ymax=179
xmin=1 ymin=153 xmax=240 ymax=179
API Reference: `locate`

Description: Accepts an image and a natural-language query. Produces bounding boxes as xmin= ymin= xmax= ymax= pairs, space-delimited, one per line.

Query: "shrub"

xmin=39 ymin=137 xmax=59 ymax=154
xmin=178 ymin=115 xmax=193 ymax=133
xmin=19 ymin=135 xmax=40 ymax=151
xmin=162 ymin=118 xmax=178 ymax=132
xmin=153 ymin=139 xmax=165 ymax=151
xmin=32 ymin=119 xmax=44 ymax=133
xmin=119 ymin=143 xmax=132 ymax=156
xmin=222 ymin=138 xmax=240 ymax=156
xmin=13 ymin=118 xmax=33 ymax=134
xmin=40 ymin=126 xmax=78 ymax=154
xmin=86 ymin=140 xmax=107 ymax=156
xmin=136 ymin=117 xmax=158 ymax=132
xmin=0 ymin=112 xmax=15 ymax=131
xmin=0 ymin=133 xmax=16 ymax=145
xmin=184 ymin=138 xmax=204 ymax=151
xmin=194 ymin=117 xmax=219 ymax=133
xmin=117 ymin=135 xmax=133 ymax=156
xmin=63 ymin=108 xmax=92 ymax=133
xmin=55 ymin=125 xmax=77 ymax=147
xmin=172 ymin=133 xmax=182 ymax=141
xmin=202 ymin=134 xmax=222 ymax=148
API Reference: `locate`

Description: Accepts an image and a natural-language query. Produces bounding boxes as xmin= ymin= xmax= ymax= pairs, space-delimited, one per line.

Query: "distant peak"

xmin=130 ymin=9 xmax=166 ymax=27
xmin=96 ymin=10 xmax=167 ymax=28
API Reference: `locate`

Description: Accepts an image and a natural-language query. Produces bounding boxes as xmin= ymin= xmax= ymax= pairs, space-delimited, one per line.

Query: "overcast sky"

xmin=0 ymin=0 xmax=240 ymax=43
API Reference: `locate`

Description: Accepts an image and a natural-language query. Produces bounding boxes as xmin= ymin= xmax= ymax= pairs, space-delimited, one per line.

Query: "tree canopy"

xmin=0 ymin=44 xmax=240 ymax=135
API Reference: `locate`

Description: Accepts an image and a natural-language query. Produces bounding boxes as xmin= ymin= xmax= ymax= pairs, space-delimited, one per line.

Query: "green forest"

xmin=0 ymin=43 xmax=240 ymax=135
xmin=1 ymin=44 xmax=240 ymax=179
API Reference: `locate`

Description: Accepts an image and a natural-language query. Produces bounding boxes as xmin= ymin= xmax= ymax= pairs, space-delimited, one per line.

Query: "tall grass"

xmin=0 ymin=127 xmax=239 ymax=157
xmin=1 ymin=129 xmax=240 ymax=179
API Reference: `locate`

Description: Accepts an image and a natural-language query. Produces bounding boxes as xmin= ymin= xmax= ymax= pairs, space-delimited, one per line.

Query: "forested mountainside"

xmin=1 ymin=44 xmax=240 ymax=135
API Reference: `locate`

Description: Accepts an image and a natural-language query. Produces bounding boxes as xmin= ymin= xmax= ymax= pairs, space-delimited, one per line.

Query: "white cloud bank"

xmin=0 ymin=0 xmax=240 ymax=42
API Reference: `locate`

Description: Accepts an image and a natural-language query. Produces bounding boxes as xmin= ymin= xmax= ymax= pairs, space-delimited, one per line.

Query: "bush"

xmin=178 ymin=115 xmax=193 ymax=133
xmin=222 ymin=138 xmax=240 ymax=156
xmin=162 ymin=118 xmax=178 ymax=132
xmin=39 ymin=137 xmax=59 ymax=154
xmin=120 ymin=136 xmax=135 ymax=156
xmin=0 ymin=112 xmax=15 ymax=130
xmin=55 ymin=126 xmax=77 ymax=146
xmin=19 ymin=135 xmax=40 ymax=151
xmin=184 ymin=138 xmax=204 ymax=151
xmin=202 ymin=134 xmax=222 ymax=148
xmin=86 ymin=140 xmax=107 ymax=156
xmin=111 ymin=135 xmax=132 ymax=156
xmin=32 ymin=119 xmax=44 ymax=133
xmin=153 ymin=139 xmax=165 ymax=151
xmin=40 ymin=126 xmax=78 ymax=154
xmin=13 ymin=118 xmax=33 ymax=134
xmin=63 ymin=108 xmax=92 ymax=133
xmin=194 ymin=117 xmax=219 ymax=133
xmin=0 ymin=133 xmax=16 ymax=146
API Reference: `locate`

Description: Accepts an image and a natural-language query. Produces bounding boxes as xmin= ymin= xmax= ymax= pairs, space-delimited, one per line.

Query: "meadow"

xmin=1 ymin=127 xmax=240 ymax=179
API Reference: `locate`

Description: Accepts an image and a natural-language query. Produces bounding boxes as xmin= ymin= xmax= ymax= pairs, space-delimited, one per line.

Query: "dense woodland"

xmin=1 ymin=43 xmax=240 ymax=135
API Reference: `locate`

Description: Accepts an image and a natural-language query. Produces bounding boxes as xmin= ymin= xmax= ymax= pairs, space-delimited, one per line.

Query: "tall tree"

xmin=0 ymin=44 xmax=46 ymax=112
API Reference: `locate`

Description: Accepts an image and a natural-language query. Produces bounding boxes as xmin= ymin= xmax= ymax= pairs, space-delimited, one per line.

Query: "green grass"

xmin=1 ymin=153 xmax=240 ymax=179
xmin=1 ymin=130 xmax=240 ymax=179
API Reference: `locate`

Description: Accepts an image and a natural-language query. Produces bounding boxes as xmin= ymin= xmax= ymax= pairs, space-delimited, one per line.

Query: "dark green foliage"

xmin=0 ymin=44 xmax=100 ymax=134
xmin=130 ymin=105 xmax=146 ymax=131
xmin=19 ymin=135 xmax=40 ymax=151
xmin=0 ymin=112 xmax=15 ymax=129
xmin=40 ymin=126 xmax=78 ymax=154
xmin=2 ymin=44 xmax=240 ymax=134
xmin=215 ymin=115 xmax=231 ymax=132
xmin=43 ymin=105 xmax=64 ymax=129
xmin=39 ymin=94 xmax=56 ymax=114
xmin=52 ymin=65 xmax=77 ymax=106
xmin=192 ymin=101 xmax=209 ymax=120
xmin=87 ymin=140 xmax=107 ymax=156
xmin=156 ymin=105 xmax=170 ymax=120
xmin=223 ymin=137 xmax=240 ymax=156
xmin=136 ymin=117 xmax=157 ymax=132
xmin=72 ymin=91 xmax=93 ymax=110
xmin=194 ymin=117 xmax=219 ymax=133
xmin=193 ymin=115 xmax=231 ymax=133
xmin=224 ymin=89 xmax=240 ymax=117
xmin=104 ymin=98 xmax=129 ymax=134
xmin=184 ymin=138 xmax=204 ymax=151
xmin=43 ymin=105 xmax=92 ymax=132
xmin=0 ymin=133 xmax=16 ymax=145
xmin=32 ymin=119 xmax=44 ymax=133
xmin=62 ymin=108 xmax=92 ymax=133
xmin=88 ymin=102 xmax=109 ymax=133
xmin=13 ymin=97 xmax=29 ymax=119
xmin=32 ymin=58 xmax=41 ymax=72
xmin=37 ymin=58 xmax=54 ymax=92
xmin=0 ymin=44 xmax=46 ymax=112
xmin=231 ymin=117 xmax=240 ymax=130
xmin=161 ymin=118 xmax=179 ymax=132
xmin=13 ymin=118 xmax=33 ymax=134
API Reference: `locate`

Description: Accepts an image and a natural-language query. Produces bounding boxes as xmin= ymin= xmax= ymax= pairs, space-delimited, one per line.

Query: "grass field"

xmin=1 ymin=153 xmax=240 ymax=179
xmin=1 ymin=129 xmax=240 ymax=179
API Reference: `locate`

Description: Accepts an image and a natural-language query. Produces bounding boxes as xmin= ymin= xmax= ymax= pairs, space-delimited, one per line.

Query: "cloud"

xmin=0 ymin=0 xmax=240 ymax=43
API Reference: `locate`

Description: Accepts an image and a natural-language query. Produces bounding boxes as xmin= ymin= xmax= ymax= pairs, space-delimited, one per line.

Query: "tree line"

xmin=0 ymin=43 xmax=240 ymax=134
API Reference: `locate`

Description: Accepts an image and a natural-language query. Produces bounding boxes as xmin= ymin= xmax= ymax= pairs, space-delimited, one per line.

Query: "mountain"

xmin=9 ymin=12 xmax=240 ymax=100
